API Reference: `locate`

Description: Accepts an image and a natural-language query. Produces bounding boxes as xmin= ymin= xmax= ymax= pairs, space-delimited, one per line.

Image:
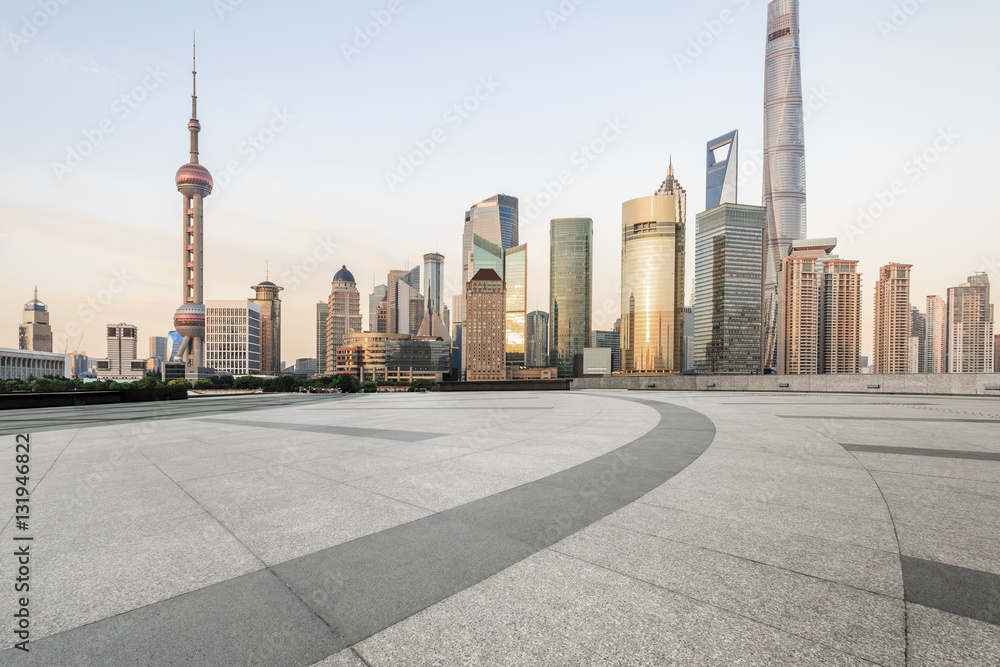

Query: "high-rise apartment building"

xmin=908 ymin=306 xmax=927 ymax=374
xmin=550 ymin=218 xmax=593 ymax=378
xmin=526 ymin=311 xmax=550 ymax=368
xmin=316 ymin=302 xmax=329 ymax=375
xmin=504 ymin=244 xmax=527 ymax=366
xmin=819 ymin=259 xmax=862 ymax=375
xmin=369 ymin=284 xmax=387 ymax=333
xmin=925 ymin=296 xmax=947 ymax=374
xmin=205 ymin=301 xmax=261 ymax=377
xmin=19 ymin=288 xmax=53 ymax=352
xmin=97 ymin=323 xmax=146 ymax=381
xmin=621 ymin=164 xmax=685 ymax=374
xmin=327 ymin=266 xmax=363 ymax=373
xmin=693 ymin=204 xmax=767 ymax=375
xmin=777 ymin=248 xmax=822 ymax=375
xmin=251 ymin=278 xmax=283 ymax=376
xmin=762 ymin=0 xmax=807 ymax=372
xmin=465 ymin=269 xmax=506 ymax=381
xmin=947 ymin=273 xmax=995 ymax=373
xmin=873 ymin=263 xmax=912 ymax=375
xmin=387 ymin=267 xmax=421 ymax=336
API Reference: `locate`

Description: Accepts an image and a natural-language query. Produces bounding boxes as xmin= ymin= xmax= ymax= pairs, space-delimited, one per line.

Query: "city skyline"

xmin=2 ymin=1 xmax=997 ymax=364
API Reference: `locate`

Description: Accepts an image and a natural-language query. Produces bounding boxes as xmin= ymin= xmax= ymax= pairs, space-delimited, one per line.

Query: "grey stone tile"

xmin=288 ymin=451 xmax=421 ymax=482
xmin=606 ymin=503 xmax=903 ymax=597
xmin=552 ymin=523 xmax=906 ymax=666
xmin=181 ymin=466 xmax=431 ymax=564
xmin=907 ymin=603 xmax=1000 ymax=667
xmin=350 ymin=464 xmax=524 ymax=512
xmin=439 ymin=449 xmax=583 ymax=482
xmin=153 ymin=452 xmax=274 ymax=482
xmin=0 ymin=511 xmax=261 ymax=641
xmin=364 ymin=441 xmax=478 ymax=463
xmin=310 ymin=650 xmax=369 ymax=667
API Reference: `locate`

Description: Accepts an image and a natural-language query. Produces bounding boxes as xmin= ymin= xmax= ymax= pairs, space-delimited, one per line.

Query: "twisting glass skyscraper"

xmin=762 ymin=0 xmax=807 ymax=371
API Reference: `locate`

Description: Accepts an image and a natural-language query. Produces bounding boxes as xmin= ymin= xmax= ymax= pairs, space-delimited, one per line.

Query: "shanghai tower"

xmin=762 ymin=0 xmax=806 ymax=372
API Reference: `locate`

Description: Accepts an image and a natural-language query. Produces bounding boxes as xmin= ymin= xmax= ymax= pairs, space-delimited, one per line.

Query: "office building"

xmin=576 ymin=348 xmax=613 ymax=377
xmin=706 ymin=131 xmax=739 ymax=210
xmin=682 ymin=307 xmax=694 ymax=372
xmin=18 ymin=288 xmax=53 ymax=352
xmin=327 ymin=266 xmax=363 ymax=373
xmin=97 ymin=323 xmax=146 ymax=381
xmin=590 ymin=330 xmax=621 ymax=373
xmin=369 ymin=284 xmax=387 ymax=333
xmin=150 ymin=336 xmax=168 ymax=364
xmin=462 ymin=194 xmax=519 ymax=290
xmin=819 ymin=259 xmax=862 ymax=375
xmin=762 ymin=0 xmax=808 ymax=371
xmin=168 ymin=331 xmax=183 ymax=362
xmin=873 ymin=263 xmax=912 ymax=375
xmin=465 ymin=269 xmax=506 ymax=381
xmin=504 ymin=244 xmax=528 ymax=365
xmin=693 ymin=203 xmax=767 ymax=375
xmin=172 ymin=40 xmax=213 ymax=380
xmin=423 ymin=253 xmax=445 ymax=315
xmin=621 ymin=164 xmax=685 ymax=374
xmin=1 ymin=348 xmax=69 ymax=381
xmin=251 ymin=278 xmax=283 ymax=376
xmin=526 ymin=311 xmax=550 ymax=367
xmin=947 ymin=273 xmax=995 ymax=373
xmin=550 ymin=218 xmax=593 ymax=378
xmin=925 ymin=296 xmax=947 ymax=374
xmin=316 ymin=302 xmax=329 ymax=375
xmin=205 ymin=301 xmax=260 ymax=377
xmin=387 ymin=267 xmax=422 ymax=336
xmin=338 ymin=333 xmax=450 ymax=383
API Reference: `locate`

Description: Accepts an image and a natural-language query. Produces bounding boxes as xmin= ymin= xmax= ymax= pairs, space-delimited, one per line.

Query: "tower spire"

xmin=189 ymin=32 xmax=200 ymax=164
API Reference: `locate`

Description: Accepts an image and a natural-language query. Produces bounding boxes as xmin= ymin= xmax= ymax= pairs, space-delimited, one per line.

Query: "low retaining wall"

xmin=0 ymin=387 xmax=188 ymax=410
xmin=440 ymin=380 xmax=572 ymax=392
xmin=570 ymin=374 xmax=1000 ymax=397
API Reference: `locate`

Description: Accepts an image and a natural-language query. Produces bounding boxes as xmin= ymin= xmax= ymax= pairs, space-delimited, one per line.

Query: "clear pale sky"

xmin=1 ymin=0 xmax=997 ymax=364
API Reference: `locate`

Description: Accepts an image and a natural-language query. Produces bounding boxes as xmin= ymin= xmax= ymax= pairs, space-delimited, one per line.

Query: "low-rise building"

xmin=0 ymin=348 xmax=70 ymax=382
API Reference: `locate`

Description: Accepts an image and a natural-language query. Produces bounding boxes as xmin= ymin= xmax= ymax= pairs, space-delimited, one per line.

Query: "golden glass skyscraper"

xmin=620 ymin=164 xmax=686 ymax=374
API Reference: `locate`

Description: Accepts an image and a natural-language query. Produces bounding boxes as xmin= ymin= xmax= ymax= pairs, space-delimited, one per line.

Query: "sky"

xmin=1 ymin=0 xmax=998 ymax=364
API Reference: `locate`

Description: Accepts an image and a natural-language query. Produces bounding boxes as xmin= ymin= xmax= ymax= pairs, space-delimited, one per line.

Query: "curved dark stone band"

xmin=13 ymin=396 xmax=715 ymax=667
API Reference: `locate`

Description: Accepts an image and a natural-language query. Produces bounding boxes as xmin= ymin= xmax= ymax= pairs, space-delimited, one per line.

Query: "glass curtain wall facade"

xmin=762 ymin=0 xmax=807 ymax=372
xmin=423 ymin=254 xmax=445 ymax=315
xmin=462 ymin=195 xmax=519 ymax=290
xmin=621 ymin=167 xmax=686 ymax=374
xmin=504 ymin=244 xmax=527 ymax=365
xmin=526 ymin=311 xmax=550 ymax=367
xmin=693 ymin=204 xmax=767 ymax=374
xmin=550 ymin=218 xmax=593 ymax=378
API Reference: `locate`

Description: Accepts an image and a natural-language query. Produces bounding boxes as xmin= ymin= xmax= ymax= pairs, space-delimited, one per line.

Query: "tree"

xmin=362 ymin=381 xmax=377 ymax=394
xmin=168 ymin=378 xmax=192 ymax=390
xmin=233 ymin=375 xmax=265 ymax=391
xmin=193 ymin=379 xmax=215 ymax=390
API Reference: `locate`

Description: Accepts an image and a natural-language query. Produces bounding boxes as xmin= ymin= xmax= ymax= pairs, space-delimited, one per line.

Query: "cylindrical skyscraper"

xmin=762 ymin=0 xmax=806 ymax=372
xmin=423 ymin=253 xmax=445 ymax=315
xmin=173 ymin=39 xmax=213 ymax=378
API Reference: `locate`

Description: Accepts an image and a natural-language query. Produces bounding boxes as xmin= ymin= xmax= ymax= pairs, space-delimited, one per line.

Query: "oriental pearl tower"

xmin=172 ymin=36 xmax=213 ymax=377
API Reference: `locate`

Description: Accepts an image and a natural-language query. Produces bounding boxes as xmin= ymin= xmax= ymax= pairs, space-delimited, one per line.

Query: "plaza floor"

xmin=0 ymin=390 xmax=998 ymax=666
